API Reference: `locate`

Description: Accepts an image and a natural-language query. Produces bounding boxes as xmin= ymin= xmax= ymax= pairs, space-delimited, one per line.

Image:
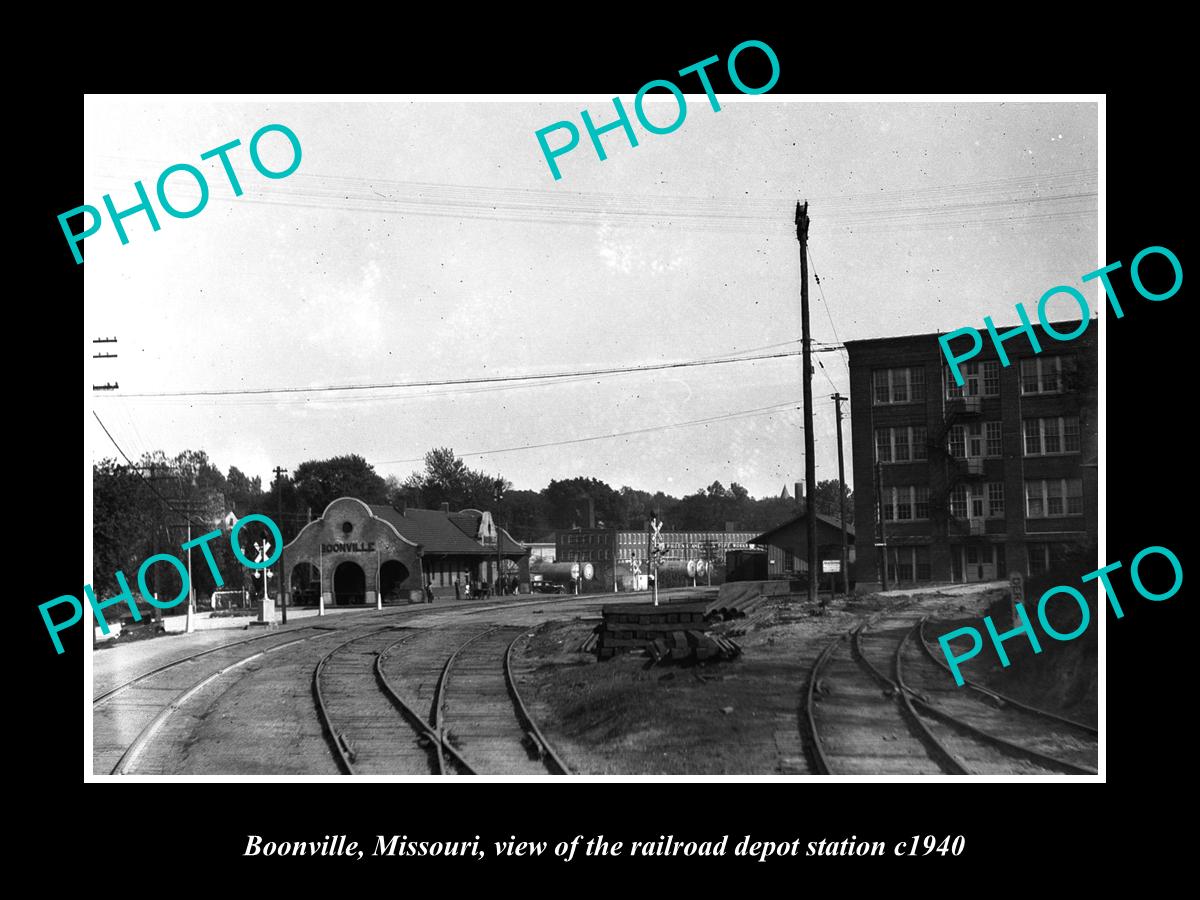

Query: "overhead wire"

xmin=92 ymin=411 xmax=211 ymax=526
xmin=378 ymin=399 xmax=807 ymax=464
xmin=100 ymin=346 xmax=843 ymax=400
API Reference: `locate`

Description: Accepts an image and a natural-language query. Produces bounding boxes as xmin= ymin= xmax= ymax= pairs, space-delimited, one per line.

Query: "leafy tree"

xmin=93 ymin=458 xmax=158 ymax=599
xmin=812 ymin=479 xmax=854 ymax=525
xmin=293 ymin=454 xmax=388 ymax=516
xmin=404 ymin=447 xmax=507 ymax=512
xmin=543 ymin=477 xmax=622 ymax=530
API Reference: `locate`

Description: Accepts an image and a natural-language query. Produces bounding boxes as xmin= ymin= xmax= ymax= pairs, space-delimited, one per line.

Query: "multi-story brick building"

xmin=556 ymin=526 xmax=761 ymax=590
xmin=845 ymin=321 xmax=1098 ymax=589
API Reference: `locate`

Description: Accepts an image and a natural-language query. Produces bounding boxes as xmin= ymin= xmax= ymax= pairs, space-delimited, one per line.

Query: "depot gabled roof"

xmin=749 ymin=510 xmax=855 ymax=546
xmin=369 ymin=505 xmax=526 ymax=556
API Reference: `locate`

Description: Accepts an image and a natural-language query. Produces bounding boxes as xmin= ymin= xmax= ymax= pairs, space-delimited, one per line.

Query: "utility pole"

xmin=494 ymin=479 xmax=505 ymax=598
xmin=796 ymin=201 xmax=817 ymax=605
xmin=273 ymin=466 xmax=289 ymax=624
xmin=875 ymin=459 xmax=889 ymax=591
xmin=831 ymin=393 xmax=850 ymax=597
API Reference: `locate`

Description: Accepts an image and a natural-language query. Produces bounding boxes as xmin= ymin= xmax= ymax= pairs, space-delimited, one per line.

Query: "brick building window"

xmin=951 ymin=484 xmax=1002 ymax=519
xmin=874 ymin=367 xmax=926 ymax=405
xmin=1021 ymin=356 xmax=1075 ymax=395
xmin=950 ymin=485 xmax=967 ymax=519
xmin=1025 ymin=479 xmax=1084 ymax=518
xmin=875 ymin=425 xmax=928 ymax=463
xmin=949 ymin=422 xmax=1002 ymax=459
xmin=1024 ymin=416 xmax=1081 ymax=456
xmin=986 ymin=422 xmax=1003 ymax=457
xmin=947 ymin=360 xmax=1001 ymax=398
xmin=882 ymin=485 xmax=931 ymax=522
xmin=988 ymin=482 xmax=1005 ymax=517
xmin=892 ymin=546 xmax=932 ymax=582
xmin=915 ymin=485 xmax=930 ymax=519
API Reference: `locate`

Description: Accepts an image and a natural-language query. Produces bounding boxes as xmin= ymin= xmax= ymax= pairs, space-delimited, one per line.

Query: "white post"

xmin=185 ymin=519 xmax=195 ymax=634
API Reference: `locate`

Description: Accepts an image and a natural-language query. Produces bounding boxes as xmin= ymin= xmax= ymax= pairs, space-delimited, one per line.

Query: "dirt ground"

xmin=515 ymin=593 xmax=954 ymax=775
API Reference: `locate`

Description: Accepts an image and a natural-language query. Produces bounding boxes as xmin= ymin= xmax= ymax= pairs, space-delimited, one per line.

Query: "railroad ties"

xmin=897 ymin=618 xmax=1097 ymax=774
xmin=805 ymin=604 xmax=1098 ymax=776
xmin=435 ymin=625 xmax=567 ymax=775
xmin=369 ymin=624 xmax=569 ymax=776
xmin=95 ymin=613 xmax=571 ymax=776
xmin=94 ymin=625 xmax=348 ymax=775
xmin=313 ymin=628 xmax=447 ymax=775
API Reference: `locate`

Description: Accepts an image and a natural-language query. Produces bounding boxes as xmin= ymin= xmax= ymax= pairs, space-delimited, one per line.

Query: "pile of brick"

xmin=597 ymin=600 xmax=741 ymax=663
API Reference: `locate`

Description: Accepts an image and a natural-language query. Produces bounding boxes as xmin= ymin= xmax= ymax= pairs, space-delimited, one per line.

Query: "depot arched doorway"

xmin=333 ymin=561 xmax=366 ymax=605
xmin=379 ymin=560 xmax=410 ymax=603
xmin=290 ymin=562 xmax=320 ymax=606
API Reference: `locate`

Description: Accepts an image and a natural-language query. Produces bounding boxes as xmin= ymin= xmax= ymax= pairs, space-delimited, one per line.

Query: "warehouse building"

xmin=557 ymin=525 xmax=760 ymax=591
xmin=748 ymin=512 xmax=855 ymax=584
xmin=845 ymin=321 xmax=1098 ymax=590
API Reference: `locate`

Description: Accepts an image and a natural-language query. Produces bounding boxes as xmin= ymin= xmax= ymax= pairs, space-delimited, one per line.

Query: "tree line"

xmin=93 ymin=446 xmax=852 ymax=598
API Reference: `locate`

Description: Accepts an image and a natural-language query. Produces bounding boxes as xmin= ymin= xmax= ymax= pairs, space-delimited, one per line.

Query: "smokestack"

xmin=795 ymin=481 xmax=803 ymax=507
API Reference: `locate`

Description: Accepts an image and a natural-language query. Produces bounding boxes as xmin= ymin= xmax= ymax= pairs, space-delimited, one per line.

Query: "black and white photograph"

xmin=81 ymin=94 xmax=1103 ymax=779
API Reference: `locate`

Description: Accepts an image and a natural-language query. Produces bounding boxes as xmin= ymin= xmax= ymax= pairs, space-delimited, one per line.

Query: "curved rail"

xmin=896 ymin=622 xmax=1096 ymax=775
xmin=374 ymin=637 xmax=476 ymax=775
xmin=311 ymin=628 xmax=396 ymax=775
xmin=114 ymin=632 xmax=322 ymax=774
xmin=431 ymin=626 xmax=504 ymax=774
xmin=918 ymin=617 xmax=1097 ymax=734
xmin=852 ymin=620 xmax=970 ymax=774
xmin=802 ymin=634 xmax=843 ymax=775
xmin=504 ymin=631 xmax=570 ymax=775
xmin=94 ymin=625 xmax=321 ymax=706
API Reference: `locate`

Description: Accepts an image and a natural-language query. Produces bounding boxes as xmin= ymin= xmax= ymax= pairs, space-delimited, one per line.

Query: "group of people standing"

xmin=423 ymin=574 xmax=522 ymax=603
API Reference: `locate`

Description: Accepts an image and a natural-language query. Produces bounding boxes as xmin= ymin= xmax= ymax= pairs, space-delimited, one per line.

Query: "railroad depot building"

xmin=284 ymin=498 xmax=530 ymax=608
xmin=748 ymin=512 xmax=856 ymax=581
xmin=845 ymin=320 xmax=1098 ymax=590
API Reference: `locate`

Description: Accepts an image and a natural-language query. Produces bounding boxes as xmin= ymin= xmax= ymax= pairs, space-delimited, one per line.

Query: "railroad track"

xmin=433 ymin=625 xmax=569 ymax=775
xmin=96 ymin=625 xmax=352 ymax=775
xmin=313 ymin=624 xmax=568 ymax=776
xmin=93 ymin=624 xmax=329 ymax=705
xmin=313 ymin=627 xmax=476 ymax=775
xmin=805 ymin=604 xmax=1098 ymax=776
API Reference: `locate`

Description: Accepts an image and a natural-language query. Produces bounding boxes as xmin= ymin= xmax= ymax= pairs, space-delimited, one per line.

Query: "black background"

xmin=23 ymin=24 xmax=1186 ymax=883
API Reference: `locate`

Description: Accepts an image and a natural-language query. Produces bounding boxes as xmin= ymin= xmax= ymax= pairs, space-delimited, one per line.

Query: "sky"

xmin=84 ymin=98 xmax=1098 ymax=499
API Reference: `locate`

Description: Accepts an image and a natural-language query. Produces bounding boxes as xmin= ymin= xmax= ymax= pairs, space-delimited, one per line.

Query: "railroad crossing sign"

xmin=252 ymin=540 xmax=274 ymax=581
xmin=687 ymin=559 xmax=697 ymax=577
xmin=583 ymin=563 xmax=594 ymax=581
xmin=570 ymin=563 xmax=581 ymax=580
xmin=696 ymin=559 xmax=708 ymax=575
xmin=629 ymin=559 xmax=641 ymax=576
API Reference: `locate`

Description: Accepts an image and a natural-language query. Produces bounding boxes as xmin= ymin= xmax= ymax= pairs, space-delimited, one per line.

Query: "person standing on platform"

xmin=453 ymin=576 xmax=461 ymax=601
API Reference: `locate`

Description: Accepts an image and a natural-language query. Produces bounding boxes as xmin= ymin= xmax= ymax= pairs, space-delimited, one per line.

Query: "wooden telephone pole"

xmin=273 ymin=466 xmax=288 ymax=624
xmin=796 ymin=201 xmax=818 ymax=605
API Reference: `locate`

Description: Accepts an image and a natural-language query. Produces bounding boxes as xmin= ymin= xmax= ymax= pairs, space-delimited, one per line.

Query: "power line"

xmin=100 ymin=346 xmax=844 ymax=400
xmin=807 ymin=242 xmax=852 ymax=399
xmin=90 ymin=164 xmax=1097 ymax=235
xmin=379 ymin=399 xmax=806 ymax=465
xmin=92 ymin=411 xmax=210 ymax=526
